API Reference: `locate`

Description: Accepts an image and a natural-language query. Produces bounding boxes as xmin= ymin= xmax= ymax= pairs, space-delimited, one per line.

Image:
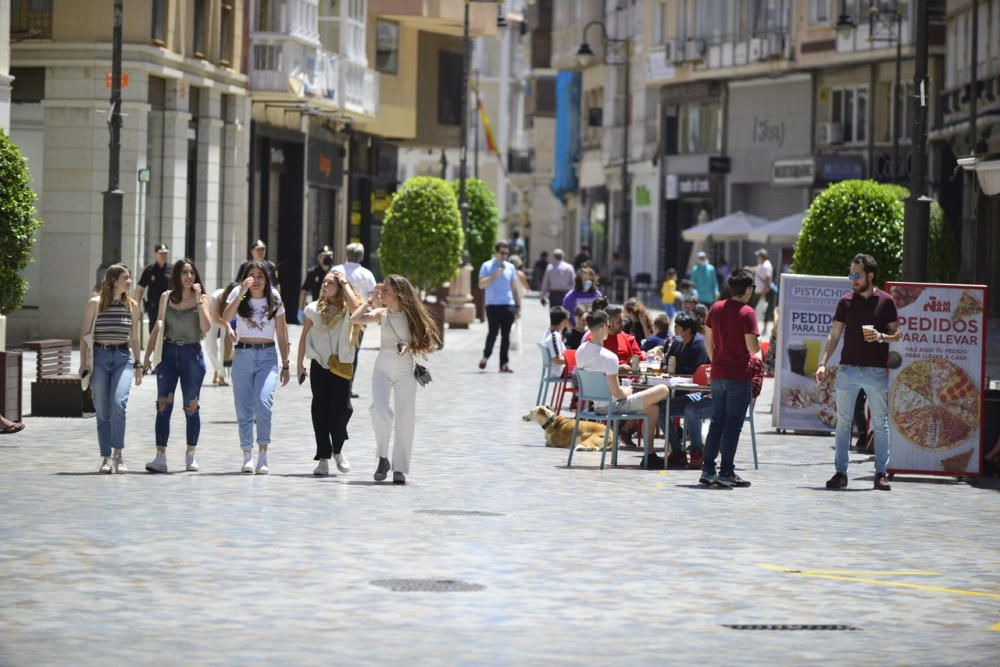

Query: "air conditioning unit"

xmin=684 ymin=38 xmax=706 ymax=63
xmin=663 ymin=39 xmax=682 ymax=65
xmin=819 ymin=122 xmax=844 ymax=146
xmin=764 ymin=33 xmax=785 ymax=59
xmin=748 ymin=37 xmax=764 ymax=61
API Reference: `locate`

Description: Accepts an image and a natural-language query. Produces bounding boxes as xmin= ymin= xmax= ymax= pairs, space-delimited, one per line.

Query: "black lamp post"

xmin=98 ymin=0 xmax=124 ymax=287
xmin=577 ymin=18 xmax=631 ymax=276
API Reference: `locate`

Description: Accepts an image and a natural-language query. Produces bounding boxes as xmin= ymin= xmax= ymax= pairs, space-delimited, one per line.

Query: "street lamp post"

xmin=577 ymin=18 xmax=631 ymax=277
xmin=99 ymin=0 xmax=124 ymax=286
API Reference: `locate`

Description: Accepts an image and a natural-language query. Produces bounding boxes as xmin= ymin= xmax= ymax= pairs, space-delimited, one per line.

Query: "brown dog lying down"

xmin=522 ymin=405 xmax=611 ymax=451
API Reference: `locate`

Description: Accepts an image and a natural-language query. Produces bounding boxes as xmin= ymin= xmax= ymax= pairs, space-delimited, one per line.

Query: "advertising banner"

xmin=886 ymin=282 xmax=988 ymax=476
xmin=773 ymin=274 xmax=851 ymax=432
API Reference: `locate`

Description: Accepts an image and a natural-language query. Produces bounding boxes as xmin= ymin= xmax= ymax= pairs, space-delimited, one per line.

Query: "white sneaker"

xmin=99 ymin=457 xmax=113 ymax=474
xmin=185 ymin=451 xmax=199 ymax=472
xmin=334 ymin=453 xmax=351 ymax=473
xmin=256 ymin=454 xmax=269 ymax=475
xmin=113 ymin=456 xmax=128 ymax=474
xmin=145 ymin=452 xmax=168 ymax=473
xmin=313 ymin=459 xmax=330 ymax=476
xmin=241 ymin=451 xmax=254 ymax=474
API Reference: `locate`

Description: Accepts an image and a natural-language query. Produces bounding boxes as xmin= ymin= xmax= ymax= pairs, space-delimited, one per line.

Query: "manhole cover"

xmin=417 ymin=510 xmax=504 ymax=516
xmin=722 ymin=624 xmax=859 ymax=631
xmin=370 ymin=578 xmax=485 ymax=593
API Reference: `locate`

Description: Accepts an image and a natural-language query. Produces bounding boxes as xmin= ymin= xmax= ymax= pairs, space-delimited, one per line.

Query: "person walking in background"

xmin=752 ymin=249 xmax=774 ymax=337
xmin=716 ymin=257 xmax=731 ymax=300
xmin=333 ymin=243 xmax=378 ymax=399
xmin=508 ymin=255 xmax=531 ymax=352
xmin=79 ymin=264 xmax=144 ymax=473
xmin=690 ymin=251 xmax=719 ymax=306
xmin=561 ymin=267 xmax=602 ymax=316
xmin=573 ymin=245 xmax=591 ymax=270
xmin=298 ymin=245 xmax=334 ymax=323
xmin=478 ymin=241 xmax=520 ymax=373
xmin=142 ymin=259 xmax=213 ymax=474
xmin=539 ymin=249 xmax=575 ymax=309
xmin=222 ymin=261 xmax=291 ymax=474
xmin=531 ymin=251 xmax=549 ymax=290
xmin=297 ymin=269 xmax=362 ymax=477
xmin=236 ymin=240 xmax=279 ymax=289
xmin=205 ymin=281 xmax=239 ymax=386
xmin=351 ymin=275 xmax=440 ymax=485
xmin=509 ymin=230 xmax=527 ymax=259
xmin=135 ymin=243 xmax=172 ymax=333
xmin=817 ymin=254 xmax=899 ymax=491
xmin=660 ymin=268 xmax=678 ymax=318
xmin=699 ymin=269 xmax=760 ymax=488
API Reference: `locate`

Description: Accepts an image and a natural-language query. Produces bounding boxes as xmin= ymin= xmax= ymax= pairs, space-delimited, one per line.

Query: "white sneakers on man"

xmin=185 ymin=451 xmax=199 ymax=472
xmin=241 ymin=451 xmax=254 ymax=474
xmin=99 ymin=457 xmax=113 ymax=474
xmin=112 ymin=456 xmax=128 ymax=474
xmin=313 ymin=459 xmax=330 ymax=476
xmin=255 ymin=452 xmax=269 ymax=475
xmin=146 ymin=452 xmax=168 ymax=474
xmin=334 ymin=453 xmax=351 ymax=473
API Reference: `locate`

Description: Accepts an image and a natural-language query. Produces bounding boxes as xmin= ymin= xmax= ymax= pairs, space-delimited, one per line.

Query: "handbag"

xmin=327 ymin=354 xmax=354 ymax=381
xmin=386 ymin=314 xmax=432 ymax=387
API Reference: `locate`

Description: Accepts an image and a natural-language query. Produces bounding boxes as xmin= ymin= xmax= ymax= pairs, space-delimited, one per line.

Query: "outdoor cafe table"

xmin=617 ymin=373 xmax=711 ymax=464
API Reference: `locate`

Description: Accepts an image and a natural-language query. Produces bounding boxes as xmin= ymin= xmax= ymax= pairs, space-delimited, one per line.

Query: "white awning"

xmin=746 ymin=211 xmax=807 ymax=244
xmin=681 ymin=210 xmax=771 ymax=242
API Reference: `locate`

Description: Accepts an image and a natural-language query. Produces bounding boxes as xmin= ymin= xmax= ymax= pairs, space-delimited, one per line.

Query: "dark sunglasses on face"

xmin=848 ymin=272 xmax=864 ymax=280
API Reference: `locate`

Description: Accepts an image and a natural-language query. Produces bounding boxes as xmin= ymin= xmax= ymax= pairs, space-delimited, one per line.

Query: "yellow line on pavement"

xmin=990 ymin=621 xmax=1000 ymax=631
xmin=759 ymin=564 xmax=941 ymax=576
xmin=759 ymin=564 xmax=1000 ymax=600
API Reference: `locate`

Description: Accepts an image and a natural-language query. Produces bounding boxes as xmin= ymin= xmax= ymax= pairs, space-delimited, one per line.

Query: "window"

xmin=10 ymin=67 xmax=45 ymax=103
xmin=193 ymin=0 xmax=207 ymax=57
xmin=257 ymin=0 xmax=286 ymax=32
xmin=808 ymin=0 xmax=830 ymax=26
xmin=437 ymin=51 xmax=463 ymax=126
xmin=254 ymin=44 xmax=282 ymax=71
xmin=151 ymin=0 xmax=168 ymax=43
xmin=832 ymin=85 xmax=869 ymax=144
xmin=318 ymin=0 xmax=341 ymax=52
xmin=653 ymin=0 xmax=667 ymax=45
xmin=220 ymin=2 xmax=234 ymax=65
xmin=677 ymin=99 xmax=722 ymax=154
xmin=10 ymin=0 xmax=53 ymax=38
xmin=375 ymin=20 xmax=399 ymax=74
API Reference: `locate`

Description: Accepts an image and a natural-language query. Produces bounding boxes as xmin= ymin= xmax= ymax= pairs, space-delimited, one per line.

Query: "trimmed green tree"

xmin=0 ymin=130 xmax=43 ymax=315
xmin=450 ymin=177 xmax=498 ymax=270
xmin=379 ymin=176 xmax=464 ymax=294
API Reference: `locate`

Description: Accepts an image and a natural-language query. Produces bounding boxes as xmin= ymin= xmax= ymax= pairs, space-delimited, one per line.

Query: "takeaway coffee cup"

xmin=787 ymin=342 xmax=807 ymax=376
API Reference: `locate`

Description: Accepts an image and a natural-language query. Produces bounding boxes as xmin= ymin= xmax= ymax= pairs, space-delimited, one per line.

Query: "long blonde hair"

xmin=98 ymin=264 xmax=137 ymax=313
xmin=384 ymin=274 xmax=440 ymax=355
xmin=316 ymin=270 xmax=349 ymax=326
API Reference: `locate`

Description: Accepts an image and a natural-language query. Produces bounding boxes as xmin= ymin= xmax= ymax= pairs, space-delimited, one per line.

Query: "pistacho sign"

xmin=773 ymin=274 xmax=852 ymax=432
xmin=885 ymin=282 xmax=988 ymax=477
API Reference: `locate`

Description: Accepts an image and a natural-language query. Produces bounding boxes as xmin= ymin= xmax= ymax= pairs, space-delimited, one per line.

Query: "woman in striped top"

xmin=79 ymin=264 xmax=143 ymax=473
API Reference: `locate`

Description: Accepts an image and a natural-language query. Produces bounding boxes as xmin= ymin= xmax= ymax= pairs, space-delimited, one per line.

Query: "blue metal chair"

xmin=745 ymin=398 xmax=759 ymax=469
xmin=536 ymin=342 xmax=565 ymax=407
xmin=567 ymin=369 xmax=653 ymax=470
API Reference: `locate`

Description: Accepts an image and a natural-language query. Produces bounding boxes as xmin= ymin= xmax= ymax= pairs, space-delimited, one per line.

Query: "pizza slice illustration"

xmin=891 ymin=284 xmax=925 ymax=310
xmin=951 ymin=290 xmax=984 ymax=322
xmin=890 ymin=359 xmax=979 ymax=450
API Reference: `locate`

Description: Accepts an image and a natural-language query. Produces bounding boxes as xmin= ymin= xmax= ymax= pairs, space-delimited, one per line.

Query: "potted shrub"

xmin=379 ymin=176 xmax=464 ymax=347
xmin=451 ymin=177 xmax=498 ymax=321
xmin=0 ymin=129 xmax=43 ymax=350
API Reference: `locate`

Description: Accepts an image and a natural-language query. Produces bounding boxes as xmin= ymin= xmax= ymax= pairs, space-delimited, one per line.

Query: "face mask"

xmin=582 ymin=280 xmax=593 ymax=291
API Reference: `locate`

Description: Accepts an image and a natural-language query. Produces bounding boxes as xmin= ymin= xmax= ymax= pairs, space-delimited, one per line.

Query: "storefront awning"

xmin=681 ymin=210 xmax=771 ymax=242
xmin=746 ymin=211 xmax=807 ymax=244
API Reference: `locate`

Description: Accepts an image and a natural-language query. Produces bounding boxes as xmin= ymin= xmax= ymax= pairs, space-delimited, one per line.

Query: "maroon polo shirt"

xmin=834 ymin=287 xmax=898 ymax=368
xmin=706 ymin=298 xmax=759 ymax=382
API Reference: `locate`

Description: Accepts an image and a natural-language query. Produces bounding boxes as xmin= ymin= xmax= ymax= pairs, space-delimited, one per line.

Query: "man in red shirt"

xmin=700 ymin=269 xmax=760 ymax=488
xmin=602 ymin=306 xmax=645 ymax=368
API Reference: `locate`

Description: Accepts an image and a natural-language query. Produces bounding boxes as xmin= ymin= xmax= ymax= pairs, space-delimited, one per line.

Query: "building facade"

xmin=9 ymin=0 xmax=250 ymax=340
xmin=1 ymin=0 xmax=10 ymax=132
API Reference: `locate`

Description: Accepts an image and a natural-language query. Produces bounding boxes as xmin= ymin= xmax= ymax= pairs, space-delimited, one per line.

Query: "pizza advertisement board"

xmin=886 ymin=282 xmax=989 ymax=477
xmin=773 ymin=274 xmax=852 ymax=432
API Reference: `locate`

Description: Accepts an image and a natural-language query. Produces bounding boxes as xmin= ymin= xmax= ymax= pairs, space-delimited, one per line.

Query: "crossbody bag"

xmin=386 ymin=314 xmax=432 ymax=387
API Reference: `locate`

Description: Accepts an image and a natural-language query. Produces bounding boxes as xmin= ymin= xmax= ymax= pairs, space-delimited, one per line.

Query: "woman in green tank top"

xmin=142 ymin=259 xmax=213 ymax=473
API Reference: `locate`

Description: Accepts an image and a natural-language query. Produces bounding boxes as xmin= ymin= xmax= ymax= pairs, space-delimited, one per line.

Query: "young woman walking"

xmin=142 ymin=259 xmax=213 ymax=473
xmin=221 ymin=261 xmax=291 ymax=474
xmin=205 ymin=281 xmax=239 ymax=386
xmin=78 ymin=264 xmax=143 ymax=473
xmin=296 ymin=269 xmax=362 ymax=476
xmin=350 ymin=275 xmax=439 ymax=485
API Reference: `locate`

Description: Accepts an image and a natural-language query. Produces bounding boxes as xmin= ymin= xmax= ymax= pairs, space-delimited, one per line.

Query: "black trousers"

xmin=483 ymin=305 xmax=516 ymax=367
xmin=548 ymin=290 xmax=568 ymax=308
xmin=309 ymin=360 xmax=353 ymax=459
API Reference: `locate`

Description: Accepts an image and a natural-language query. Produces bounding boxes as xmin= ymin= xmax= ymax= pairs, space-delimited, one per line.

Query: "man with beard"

xmin=816 ymin=254 xmax=899 ymax=491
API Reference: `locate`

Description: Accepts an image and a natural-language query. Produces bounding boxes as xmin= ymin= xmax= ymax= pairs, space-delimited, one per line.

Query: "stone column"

xmin=219 ymin=93 xmax=250 ymax=286
xmin=196 ymin=88 xmax=223 ymax=283
xmin=159 ymin=79 xmax=191 ymax=258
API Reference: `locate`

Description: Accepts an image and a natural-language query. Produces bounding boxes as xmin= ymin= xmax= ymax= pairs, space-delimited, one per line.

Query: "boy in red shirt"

xmin=700 ymin=269 xmax=760 ymax=488
xmin=602 ymin=305 xmax=645 ymax=368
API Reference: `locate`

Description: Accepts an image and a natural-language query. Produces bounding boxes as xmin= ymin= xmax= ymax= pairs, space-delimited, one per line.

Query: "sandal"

xmin=0 ymin=422 xmax=25 ymax=435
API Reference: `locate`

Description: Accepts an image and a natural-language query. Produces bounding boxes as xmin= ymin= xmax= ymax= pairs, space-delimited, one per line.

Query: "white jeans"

xmin=370 ymin=350 xmax=417 ymax=474
xmin=203 ymin=324 xmax=226 ymax=376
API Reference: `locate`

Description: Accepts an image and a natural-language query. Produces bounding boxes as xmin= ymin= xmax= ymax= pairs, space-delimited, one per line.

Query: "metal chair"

xmin=745 ymin=398 xmax=759 ymax=469
xmin=549 ymin=349 xmax=577 ymax=412
xmin=536 ymin=342 xmax=565 ymax=407
xmin=567 ymin=369 xmax=653 ymax=470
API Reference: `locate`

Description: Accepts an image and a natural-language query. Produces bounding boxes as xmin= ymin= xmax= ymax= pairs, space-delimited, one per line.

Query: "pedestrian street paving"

xmin=0 ymin=296 xmax=998 ymax=666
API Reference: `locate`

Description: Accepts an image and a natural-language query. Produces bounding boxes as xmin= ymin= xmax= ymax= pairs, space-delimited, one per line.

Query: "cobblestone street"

xmin=0 ymin=299 xmax=998 ymax=666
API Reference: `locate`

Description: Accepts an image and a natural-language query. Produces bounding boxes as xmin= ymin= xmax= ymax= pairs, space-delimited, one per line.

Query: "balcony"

xmin=341 ymin=60 xmax=380 ymax=118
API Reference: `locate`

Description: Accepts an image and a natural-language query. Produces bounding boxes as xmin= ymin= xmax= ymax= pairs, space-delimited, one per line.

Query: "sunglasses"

xmin=848 ymin=272 xmax=864 ymax=280
xmin=498 ymin=251 xmax=509 ymax=256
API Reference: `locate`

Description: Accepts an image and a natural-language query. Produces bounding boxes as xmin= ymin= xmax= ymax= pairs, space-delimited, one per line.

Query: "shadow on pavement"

xmin=798 ymin=486 xmax=870 ymax=493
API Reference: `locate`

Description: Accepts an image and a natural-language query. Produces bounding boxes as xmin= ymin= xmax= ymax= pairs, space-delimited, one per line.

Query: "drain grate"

xmin=371 ymin=578 xmax=485 ymax=593
xmin=723 ymin=624 xmax=859 ymax=631
xmin=417 ymin=510 xmax=504 ymax=516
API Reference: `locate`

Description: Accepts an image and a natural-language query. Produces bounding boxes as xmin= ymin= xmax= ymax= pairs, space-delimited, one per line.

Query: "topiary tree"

xmin=881 ymin=184 xmax=957 ymax=283
xmin=450 ymin=177 xmax=498 ymax=270
xmin=0 ymin=130 xmax=43 ymax=314
xmin=379 ymin=176 xmax=464 ymax=294
xmin=794 ymin=179 xmax=904 ymax=285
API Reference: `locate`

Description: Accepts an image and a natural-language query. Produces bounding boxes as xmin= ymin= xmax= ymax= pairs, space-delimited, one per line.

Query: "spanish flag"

xmin=477 ymin=97 xmax=498 ymax=155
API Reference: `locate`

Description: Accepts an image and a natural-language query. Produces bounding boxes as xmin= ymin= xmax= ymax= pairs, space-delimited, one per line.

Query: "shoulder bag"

xmin=386 ymin=314 xmax=432 ymax=387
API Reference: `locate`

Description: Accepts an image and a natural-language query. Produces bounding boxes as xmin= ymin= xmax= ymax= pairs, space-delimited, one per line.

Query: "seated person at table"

xmin=540 ymin=306 xmax=570 ymax=377
xmin=576 ymin=310 xmax=669 ymax=469
xmin=563 ymin=304 xmax=588 ymax=350
xmin=603 ymin=305 xmax=645 ymax=368
xmin=641 ymin=313 xmax=673 ymax=352
xmin=659 ymin=313 xmax=712 ymax=469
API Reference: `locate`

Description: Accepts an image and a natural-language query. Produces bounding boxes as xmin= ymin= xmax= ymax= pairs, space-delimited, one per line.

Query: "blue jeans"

xmin=702 ymin=379 xmax=752 ymax=477
xmin=155 ymin=342 xmax=207 ymax=447
xmin=661 ymin=395 xmax=713 ymax=453
xmin=231 ymin=346 xmax=279 ymax=450
xmin=91 ymin=346 xmax=134 ymax=456
xmin=835 ymin=365 xmax=890 ymax=474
